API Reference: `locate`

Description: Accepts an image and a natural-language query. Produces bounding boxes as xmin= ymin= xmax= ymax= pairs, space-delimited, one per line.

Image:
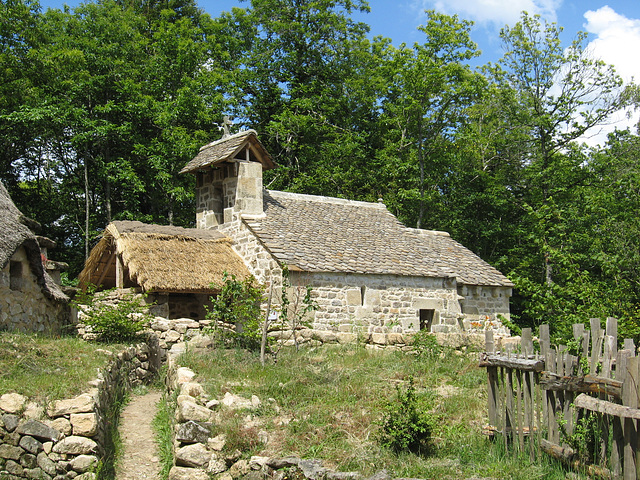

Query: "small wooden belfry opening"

xmin=78 ymin=220 xmax=251 ymax=319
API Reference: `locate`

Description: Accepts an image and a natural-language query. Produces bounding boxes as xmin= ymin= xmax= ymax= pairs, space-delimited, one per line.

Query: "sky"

xmin=38 ymin=0 xmax=640 ymax=145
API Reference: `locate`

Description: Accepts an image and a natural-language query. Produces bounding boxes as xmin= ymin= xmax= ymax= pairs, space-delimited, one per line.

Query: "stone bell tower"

xmin=179 ymin=126 xmax=275 ymax=229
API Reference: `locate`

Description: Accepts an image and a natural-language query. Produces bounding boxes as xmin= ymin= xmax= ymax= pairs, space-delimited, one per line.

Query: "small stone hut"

xmin=78 ymin=220 xmax=251 ymax=319
xmin=0 ymin=182 xmax=69 ymax=333
xmin=180 ymin=130 xmax=514 ymax=339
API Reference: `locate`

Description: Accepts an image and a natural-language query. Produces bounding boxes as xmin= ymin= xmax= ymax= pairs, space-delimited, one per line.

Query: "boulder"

xmin=168 ymin=466 xmax=210 ymax=480
xmin=47 ymin=395 xmax=94 ymax=417
xmin=69 ymin=455 xmax=98 ymax=473
xmin=36 ymin=452 xmax=57 ymax=476
xmin=2 ymin=413 xmax=19 ymax=432
xmin=52 ymin=436 xmax=98 ymax=455
xmin=176 ymin=400 xmax=214 ymax=423
xmin=175 ymin=443 xmax=210 ymax=468
xmin=19 ymin=435 xmax=43 ymax=454
xmin=175 ymin=420 xmax=211 ymax=444
xmin=16 ymin=420 xmax=61 ymax=442
xmin=70 ymin=413 xmax=98 ymax=437
xmin=0 ymin=393 xmax=27 ymax=414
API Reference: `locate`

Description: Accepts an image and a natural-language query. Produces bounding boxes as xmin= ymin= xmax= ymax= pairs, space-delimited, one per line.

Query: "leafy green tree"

xmin=377 ymin=11 xmax=483 ymax=228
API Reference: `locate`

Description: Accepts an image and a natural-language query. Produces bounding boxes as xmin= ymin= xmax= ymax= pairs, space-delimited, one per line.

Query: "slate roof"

xmin=243 ymin=190 xmax=513 ymax=287
xmin=180 ymin=129 xmax=275 ymax=174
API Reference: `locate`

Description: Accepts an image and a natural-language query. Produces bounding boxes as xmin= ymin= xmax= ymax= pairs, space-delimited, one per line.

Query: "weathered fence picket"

xmin=480 ymin=318 xmax=640 ymax=479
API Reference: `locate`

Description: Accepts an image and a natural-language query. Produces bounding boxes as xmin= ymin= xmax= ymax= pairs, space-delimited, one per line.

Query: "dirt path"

xmin=116 ymin=390 xmax=162 ymax=480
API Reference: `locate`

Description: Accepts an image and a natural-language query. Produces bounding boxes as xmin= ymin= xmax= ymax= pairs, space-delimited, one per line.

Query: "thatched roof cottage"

xmin=79 ymin=220 xmax=251 ymax=319
xmin=0 ymin=182 xmax=69 ymax=333
xmin=180 ymin=130 xmax=514 ymax=343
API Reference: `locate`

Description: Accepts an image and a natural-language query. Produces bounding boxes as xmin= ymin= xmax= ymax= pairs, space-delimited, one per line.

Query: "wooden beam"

xmin=115 ymin=253 xmax=124 ymax=289
xmin=574 ymin=393 xmax=640 ymax=420
xmin=539 ymin=372 xmax=622 ymax=399
xmin=479 ymin=353 xmax=545 ymax=372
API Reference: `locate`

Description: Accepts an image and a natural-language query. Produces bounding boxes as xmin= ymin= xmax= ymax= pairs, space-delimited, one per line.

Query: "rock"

xmin=47 ymin=395 xmax=94 ymax=417
xmin=23 ymin=466 xmax=52 ymax=480
xmin=267 ymin=457 xmax=300 ymax=469
xmin=206 ymin=399 xmax=220 ymax=410
xmin=20 ymin=453 xmax=38 ymax=469
xmin=169 ymin=342 xmax=187 ymax=356
xmin=176 ymin=420 xmax=211 ymax=444
xmin=0 ymin=444 xmax=23 ymax=460
xmin=23 ymin=402 xmax=45 ymax=420
xmin=70 ymin=413 xmax=98 ymax=437
xmin=19 ymin=435 xmax=44 ymax=454
xmin=52 ymin=436 xmax=98 ymax=455
xmin=228 ymin=459 xmax=249 ymax=478
xmin=175 ymin=443 xmax=210 ymax=468
xmin=312 ymin=331 xmax=337 ymax=343
xmin=176 ymin=400 xmax=215 ymax=423
xmin=43 ymin=418 xmax=71 ymax=437
xmin=0 ymin=393 xmax=27 ymax=414
xmin=298 ymin=459 xmax=328 ymax=480
xmin=164 ymin=330 xmax=182 ymax=343
xmin=2 ymin=414 xmax=19 ymax=432
xmin=365 ymin=471 xmax=391 ymax=480
xmin=69 ymin=455 xmax=98 ymax=473
xmin=37 ymin=452 xmax=57 ymax=476
xmin=258 ymin=430 xmax=269 ymax=444
xmin=249 ymin=456 xmax=269 ymax=470
xmin=150 ymin=317 xmax=171 ymax=332
xmin=176 ymin=367 xmax=196 ymax=384
xmin=168 ymin=466 xmax=210 ymax=480
xmin=17 ymin=420 xmax=61 ymax=442
xmin=207 ymin=455 xmax=227 ymax=474
xmin=6 ymin=459 xmax=24 ymax=476
xmin=207 ymin=434 xmax=226 ymax=451
xmin=74 ymin=473 xmax=96 ymax=480
xmin=180 ymin=382 xmax=205 ymax=398
xmin=221 ymin=392 xmax=257 ymax=410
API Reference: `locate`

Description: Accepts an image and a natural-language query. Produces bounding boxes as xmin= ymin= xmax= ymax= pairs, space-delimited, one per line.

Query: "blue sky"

xmin=37 ymin=0 xmax=640 ymax=143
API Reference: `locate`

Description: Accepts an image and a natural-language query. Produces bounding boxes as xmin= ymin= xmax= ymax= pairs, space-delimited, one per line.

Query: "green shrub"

xmin=411 ymin=330 xmax=442 ymax=360
xmin=207 ymin=272 xmax=264 ymax=350
xmin=378 ymin=377 xmax=437 ymax=455
xmin=75 ymin=288 xmax=151 ymax=342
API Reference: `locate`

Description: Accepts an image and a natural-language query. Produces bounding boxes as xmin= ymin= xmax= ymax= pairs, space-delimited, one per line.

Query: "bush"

xmin=207 ymin=272 xmax=264 ymax=350
xmin=378 ymin=377 xmax=437 ymax=455
xmin=411 ymin=330 xmax=442 ymax=360
xmin=75 ymin=288 xmax=151 ymax=342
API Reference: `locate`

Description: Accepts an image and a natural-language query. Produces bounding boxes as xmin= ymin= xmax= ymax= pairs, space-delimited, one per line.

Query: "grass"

xmin=153 ymin=385 xmax=175 ymax=480
xmin=178 ymin=343 xmax=579 ymax=480
xmin=0 ymin=330 xmax=124 ymax=402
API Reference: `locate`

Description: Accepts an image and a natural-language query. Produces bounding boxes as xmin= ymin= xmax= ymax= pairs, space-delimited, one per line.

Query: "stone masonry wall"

xmin=217 ymin=218 xmax=283 ymax=289
xmin=0 ymin=247 xmax=68 ymax=335
xmin=0 ymin=336 xmax=160 ymax=480
xmin=291 ymin=271 xmax=462 ymax=334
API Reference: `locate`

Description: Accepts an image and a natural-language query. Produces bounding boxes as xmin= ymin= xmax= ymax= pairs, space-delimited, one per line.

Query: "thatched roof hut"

xmin=79 ymin=220 xmax=251 ymax=294
xmin=0 ymin=181 xmax=68 ymax=303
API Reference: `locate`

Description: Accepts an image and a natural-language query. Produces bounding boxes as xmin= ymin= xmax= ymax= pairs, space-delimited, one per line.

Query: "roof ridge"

xmin=267 ymin=190 xmax=387 ymax=210
xmin=198 ymin=129 xmax=257 ymax=152
xmin=406 ymin=227 xmax=450 ymax=237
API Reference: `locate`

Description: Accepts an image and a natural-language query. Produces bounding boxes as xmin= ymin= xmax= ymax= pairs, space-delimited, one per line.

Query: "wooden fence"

xmin=479 ymin=318 xmax=640 ymax=479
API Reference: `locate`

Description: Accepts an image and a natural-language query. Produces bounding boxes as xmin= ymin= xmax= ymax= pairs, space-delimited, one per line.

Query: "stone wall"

xmin=0 ymin=336 xmax=160 ymax=480
xmin=0 ymin=247 xmax=68 ymax=334
xmin=217 ymin=218 xmax=283 ymax=288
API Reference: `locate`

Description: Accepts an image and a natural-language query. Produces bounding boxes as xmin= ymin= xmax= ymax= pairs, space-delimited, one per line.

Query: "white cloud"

xmin=415 ymin=0 xmax=561 ymax=27
xmin=579 ymin=6 xmax=640 ymax=144
xmin=583 ymin=6 xmax=640 ymax=82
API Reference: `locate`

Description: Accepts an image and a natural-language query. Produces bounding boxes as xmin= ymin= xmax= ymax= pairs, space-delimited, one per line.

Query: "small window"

xmin=360 ymin=286 xmax=367 ymax=306
xmin=10 ymin=261 xmax=23 ymax=291
xmin=419 ymin=309 xmax=434 ymax=331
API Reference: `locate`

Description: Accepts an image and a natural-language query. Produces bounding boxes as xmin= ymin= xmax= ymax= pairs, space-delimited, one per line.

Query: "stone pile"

xmin=0 ymin=337 xmax=160 ymax=480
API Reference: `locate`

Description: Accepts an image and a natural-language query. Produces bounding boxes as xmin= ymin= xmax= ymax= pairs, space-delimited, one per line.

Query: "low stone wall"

xmin=0 ymin=336 xmax=160 ymax=480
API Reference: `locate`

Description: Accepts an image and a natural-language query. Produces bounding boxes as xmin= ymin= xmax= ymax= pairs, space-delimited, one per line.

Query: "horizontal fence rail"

xmin=479 ymin=318 xmax=640 ymax=479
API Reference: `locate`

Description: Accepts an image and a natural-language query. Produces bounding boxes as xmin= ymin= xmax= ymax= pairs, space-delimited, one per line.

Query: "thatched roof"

xmin=243 ymin=191 xmax=513 ymax=287
xmin=0 ymin=181 xmax=68 ymax=302
xmin=79 ymin=220 xmax=251 ymax=293
xmin=180 ymin=129 xmax=275 ymax=174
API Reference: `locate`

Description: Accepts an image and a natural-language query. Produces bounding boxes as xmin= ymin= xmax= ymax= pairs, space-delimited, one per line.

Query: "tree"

xmin=377 ymin=11 xmax=483 ymax=228
xmin=494 ymin=12 xmax=632 ymax=333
